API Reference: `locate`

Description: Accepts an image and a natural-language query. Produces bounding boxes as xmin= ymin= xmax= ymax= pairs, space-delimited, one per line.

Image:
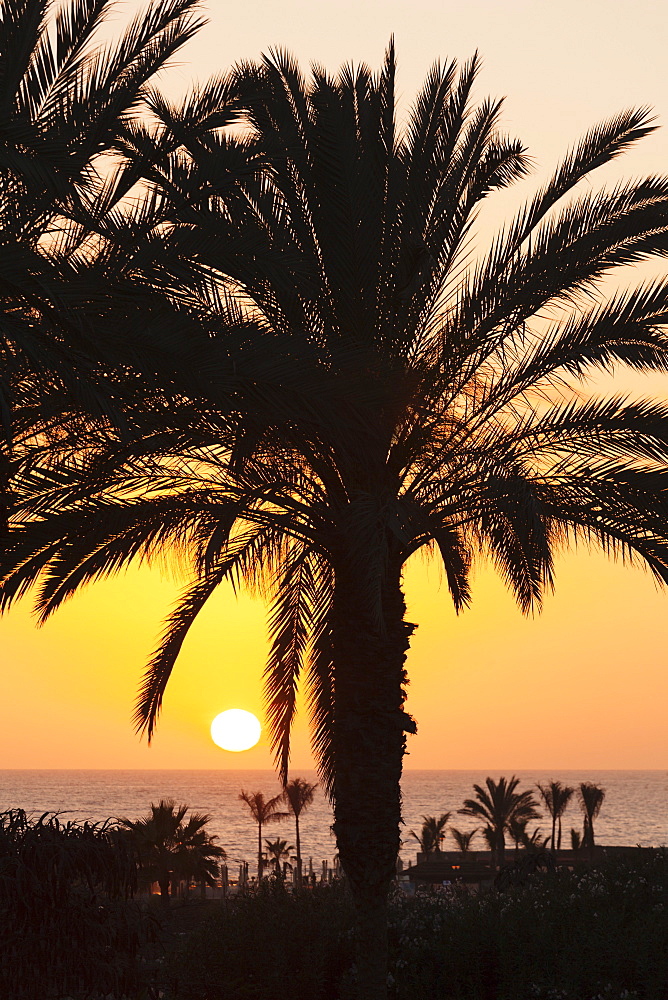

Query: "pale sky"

xmin=1 ymin=0 xmax=667 ymax=771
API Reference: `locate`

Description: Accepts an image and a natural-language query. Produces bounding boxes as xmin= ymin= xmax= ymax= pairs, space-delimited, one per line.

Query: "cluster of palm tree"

xmin=2 ymin=2 xmax=668 ymax=995
xmin=239 ymin=777 xmax=318 ymax=881
xmin=410 ymin=777 xmax=606 ymax=866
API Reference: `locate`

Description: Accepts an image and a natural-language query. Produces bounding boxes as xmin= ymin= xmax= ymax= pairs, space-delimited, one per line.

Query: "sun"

xmin=210 ymin=709 xmax=262 ymax=752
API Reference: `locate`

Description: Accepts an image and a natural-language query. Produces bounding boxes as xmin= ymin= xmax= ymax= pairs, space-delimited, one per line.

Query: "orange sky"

xmin=2 ymin=0 xmax=668 ymax=770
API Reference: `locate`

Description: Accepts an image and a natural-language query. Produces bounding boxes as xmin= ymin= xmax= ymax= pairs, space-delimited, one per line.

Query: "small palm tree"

xmin=282 ymin=777 xmax=318 ymax=885
xmin=537 ymin=781 xmax=575 ymax=849
xmin=459 ymin=777 xmax=540 ymax=866
xmin=119 ymin=799 xmax=225 ymax=903
xmin=570 ymin=828 xmax=583 ymax=851
xmin=239 ymin=790 xmax=288 ymax=879
xmin=450 ymin=827 xmax=477 ymax=854
xmin=264 ymin=837 xmax=295 ymax=873
xmin=408 ymin=813 xmax=452 ymax=855
xmin=578 ymin=782 xmax=606 ymax=849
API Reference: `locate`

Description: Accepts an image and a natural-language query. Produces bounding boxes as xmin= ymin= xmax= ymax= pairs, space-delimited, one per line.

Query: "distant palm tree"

xmin=239 ymin=790 xmax=288 ymax=879
xmin=282 ymin=777 xmax=318 ymax=885
xmin=119 ymin=799 xmax=225 ymax=903
xmin=508 ymin=816 xmax=548 ymax=851
xmin=264 ymin=837 xmax=295 ymax=874
xmin=570 ymin=828 xmax=583 ymax=851
xmin=578 ymin=782 xmax=606 ymax=849
xmin=508 ymin=816 xmax=528 ymax=852
xmin=537 ymin=781 xmax=575 ymax=849
xmin=450 ymin=827 xmax=477 ymax=854
xmin=459 ymin=777 xmax=540 ymax=866
xmin=408 ymin=813 xmax=452 ymax=854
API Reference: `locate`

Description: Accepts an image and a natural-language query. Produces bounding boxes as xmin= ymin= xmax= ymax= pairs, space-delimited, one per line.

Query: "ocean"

xmin=1 ymin=769 xmax=665 ymax=868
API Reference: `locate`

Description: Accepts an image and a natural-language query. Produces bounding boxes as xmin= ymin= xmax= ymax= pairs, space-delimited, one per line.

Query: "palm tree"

xmin=6 ymin=46 xmax=668 ymax=998
xmin=119 ymin=799 xmax=225 ymax=903
xmin=449 ymin=827 xmax=477 ymax=854
xmin=408 ymin=813 xmax=451 ymax=854
xmin=282 ymin=777 xmax=318 ymax=885
xmin=460 ymin=777 xmax=540 ymax=866
xmin=238 ymin=790 xmax=288 ymax=879
xmin=508 ymin=816 xmax=547 ymax=852
xmin=578 ymin=782 xmax=606 ymax=849
xmin=537 ymin=781 xmax=575 ymax=849
xmin=264 ymin=836 xmax=295 ymax=874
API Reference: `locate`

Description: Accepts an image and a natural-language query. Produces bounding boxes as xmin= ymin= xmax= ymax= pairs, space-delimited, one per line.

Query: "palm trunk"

xmin=258 ymin=820 xmax=263 ymax=880
xmin=551 ymin=815 xmax=557 ymax=851
xmin=497 ymin=829 xmax=505 ymax=868
xmin=331 ymin=557 xmax=415 ymax=1000
xmin=295 ymin=814 xmax=302 ymax=886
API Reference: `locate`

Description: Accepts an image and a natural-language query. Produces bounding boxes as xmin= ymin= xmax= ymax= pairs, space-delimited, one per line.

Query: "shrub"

xmin=0 ymin=809 xmax=152 ymax=999
xmin=162 ymin=850 xmax=667 ymax=1000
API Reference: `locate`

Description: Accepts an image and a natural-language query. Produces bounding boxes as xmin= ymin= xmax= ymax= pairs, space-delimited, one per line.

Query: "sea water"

xmin=1 ymin=769 xmax=665 ymax=868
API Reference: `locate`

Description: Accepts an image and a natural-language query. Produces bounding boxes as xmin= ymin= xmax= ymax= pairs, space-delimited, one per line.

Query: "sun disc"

xmin=211 ymin=709 xmax=261 ymax=752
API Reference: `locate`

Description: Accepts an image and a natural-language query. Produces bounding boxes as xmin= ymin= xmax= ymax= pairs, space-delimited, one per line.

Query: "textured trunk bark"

xmin=331 ymin=557 xmax=415 ymax=1000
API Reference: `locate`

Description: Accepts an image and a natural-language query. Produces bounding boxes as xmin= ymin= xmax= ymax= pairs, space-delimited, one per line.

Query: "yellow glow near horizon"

xmin=211 ymin=709 xmax=262 ymax=752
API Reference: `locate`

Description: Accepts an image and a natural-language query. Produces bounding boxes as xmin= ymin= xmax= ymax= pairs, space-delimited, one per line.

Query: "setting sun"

xmin=210 ymin=709 xmax=262 ymax=752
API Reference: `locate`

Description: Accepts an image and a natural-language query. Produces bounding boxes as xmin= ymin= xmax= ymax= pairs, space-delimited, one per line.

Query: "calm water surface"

xmin=1 ymin=769 xmax=665 ymax=867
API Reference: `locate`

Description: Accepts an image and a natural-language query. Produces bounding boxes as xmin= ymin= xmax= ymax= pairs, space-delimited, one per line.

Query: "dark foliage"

xmin=0 ymin=809 xmax=151 ymax=999
xmin=162 ymin=880 xmax=357 ymax=1000
xmin=158 ymin=851 xmax=667 ymax=1000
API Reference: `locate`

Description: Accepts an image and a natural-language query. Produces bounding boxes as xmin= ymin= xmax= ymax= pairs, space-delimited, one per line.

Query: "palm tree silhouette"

xmin=264 ymin=837 xmax=295 ymax=874
xmin=408 ymin=813 xmax=451 ymax=854
xmin=6 ymin=44 xmax=668 ymax=999
xmin=460 ymin=777 xmax=540 ymax=866
xmin=239 ymin=790 xmax=288 ymax=879
xmin=450 ymin=827 xmax=477 ymax=854
xmin=578 ymin=782 xmax=606 ymax=849
xmin=282 ymin=777 xmax=318 ymax=885
xmin=537 ymin=781 xmax=575 ymax=849
xmin=119 ymin=799 xmax=225 ymax=903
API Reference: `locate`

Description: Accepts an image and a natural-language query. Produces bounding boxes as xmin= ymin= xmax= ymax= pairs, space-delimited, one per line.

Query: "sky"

xmin=2 ymin=0 xmax=668 ymax=771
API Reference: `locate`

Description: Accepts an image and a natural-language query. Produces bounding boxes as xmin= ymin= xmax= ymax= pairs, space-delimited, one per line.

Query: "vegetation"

xmin=265 ymin=837 xmax=296 ymax=873
xmin=160 ymin=850 xmax=668 ymax=1000
xmin=119 ymin=799 xmax=225 ymax=902
xmin=460 ymin=776 xmax=541 ymax=865
xmin=408 ymin=813 xmax=452 ymax=853
xmin=0 ymin=809 xmax=145 ymax=999
xmin=579 ymin=782 xmax=607 ymax=848
xmin=0 ymin=0 xmax=206 ymax=523
xmin=3 ymin=15 xmax=668 ymax=996
xmin=283 ymin=776 xmax=318 ymax=883
xmin=238 ymin=790 xmax=288 ymax=879
xmin=450 ymin=826 xmax=478 ymax=853
xmin=537 ymin=780 xmax=575 ymax=849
